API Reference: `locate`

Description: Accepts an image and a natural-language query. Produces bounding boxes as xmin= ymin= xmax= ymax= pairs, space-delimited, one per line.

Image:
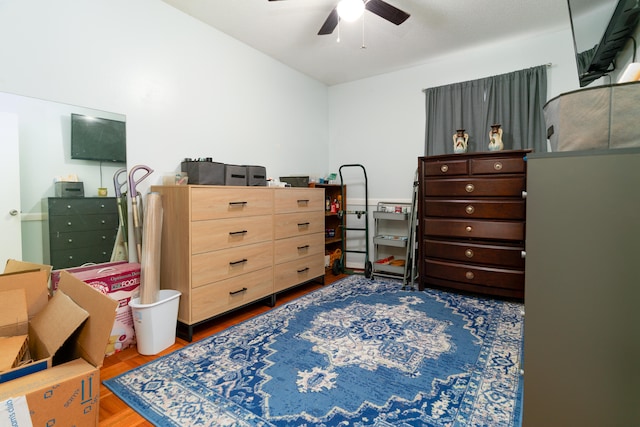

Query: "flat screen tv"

xmin=71 ymin=113 xmax=126 ymax=163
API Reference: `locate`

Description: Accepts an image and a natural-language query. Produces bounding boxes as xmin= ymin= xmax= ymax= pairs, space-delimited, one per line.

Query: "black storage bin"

xmin=181 ymin=160 xmax=225 ymax=185
xmin=225 ymin=164 xmax=247 ymax=186
xmin=245 ymin=165 xmax=267 ymax=186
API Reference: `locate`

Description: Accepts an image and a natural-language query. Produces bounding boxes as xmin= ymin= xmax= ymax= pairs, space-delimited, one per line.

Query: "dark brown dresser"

xmin=45 ymin=197 xmax=119 ymax=269
xmin=417 ymin=149 xmax=530 ymax=300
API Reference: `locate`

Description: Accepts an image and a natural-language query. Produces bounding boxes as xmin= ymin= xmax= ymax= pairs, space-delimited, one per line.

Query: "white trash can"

xmin=129 ymin=289 xmax=181 ymax=355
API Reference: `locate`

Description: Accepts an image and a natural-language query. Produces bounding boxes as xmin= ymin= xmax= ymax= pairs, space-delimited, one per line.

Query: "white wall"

xmin=327 ymin=27 xmax=579 ymax=203
xmin=0 ymin=0 xmax=329 ymax=198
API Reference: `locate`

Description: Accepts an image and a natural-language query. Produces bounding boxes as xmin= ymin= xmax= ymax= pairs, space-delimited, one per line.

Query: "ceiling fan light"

xmin=337 ymin=0 xmax=364 ymax=22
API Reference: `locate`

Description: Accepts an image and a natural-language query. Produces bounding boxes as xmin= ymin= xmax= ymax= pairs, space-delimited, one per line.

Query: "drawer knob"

xmin=521 ymin=250 xmax=526 ymax=259
xmin=465 ymin=249 xmax=474 ymax=258
xmin=440 ymin=164 xmax=449 ymax=173
xmin=493 ymin=161 xmax=503 ymax=171
xmin=465 ymin=226 xmax=472 ymax=233
xmin=68 ymin=239 xmax=73 ymax=243
xmin=66 ymin=205 xmax=72 ymax=209
xmin=465 ymin=183 xmax=475 ymax=193
xmin=101 ymin=220 xmax=106 ymax=224
xmin=465 ymin=205 xmax=475 ymax=215
xmin=465 ymin=271 xmax=475 ymax=280
xmin=67 ymin=222 xmax=72 ymax=226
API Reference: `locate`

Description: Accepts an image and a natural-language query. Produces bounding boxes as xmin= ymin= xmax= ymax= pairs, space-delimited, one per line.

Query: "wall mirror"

xmin=568 ymin=0 xmax=640 ymax=86
xmin=0 ymin=91 xmax=126 ymax=266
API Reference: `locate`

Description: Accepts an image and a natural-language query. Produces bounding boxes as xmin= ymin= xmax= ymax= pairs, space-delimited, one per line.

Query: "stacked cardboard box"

xmin=0 ymin=260 xmax=117 ymax=427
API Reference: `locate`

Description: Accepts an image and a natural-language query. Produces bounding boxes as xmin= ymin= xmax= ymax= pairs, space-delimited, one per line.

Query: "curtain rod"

xmin=421 ymin=63 xmax=552 ymax=92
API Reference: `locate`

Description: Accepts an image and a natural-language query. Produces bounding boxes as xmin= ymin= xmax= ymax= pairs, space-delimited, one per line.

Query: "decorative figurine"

xmin=453 ymin=129 xmax=469 ymax=153
xmin=488 ymin=124 xmax=503 ymax=151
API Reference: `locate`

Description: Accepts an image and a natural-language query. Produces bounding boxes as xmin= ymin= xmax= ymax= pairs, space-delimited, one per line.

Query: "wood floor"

xmin=98 ymin=271 xmax=347 ymax=426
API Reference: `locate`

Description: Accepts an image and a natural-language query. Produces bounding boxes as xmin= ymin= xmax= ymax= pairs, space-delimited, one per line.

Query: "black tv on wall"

xmin=71 ymin=113 xmax=126 ymax=163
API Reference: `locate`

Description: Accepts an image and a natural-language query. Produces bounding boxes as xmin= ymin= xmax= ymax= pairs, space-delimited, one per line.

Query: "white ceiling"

xmin=161 ymin=0 xmax=579 ymax=86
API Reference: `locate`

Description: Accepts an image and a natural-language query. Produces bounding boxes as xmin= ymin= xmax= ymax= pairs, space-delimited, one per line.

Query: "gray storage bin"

xmin=181 ymin=161 xmax=225 ymax=185
xmin=246 ymin=165 xmax=267 ymax=186
xmin=225 ymin=164 xmax=247 ymax=186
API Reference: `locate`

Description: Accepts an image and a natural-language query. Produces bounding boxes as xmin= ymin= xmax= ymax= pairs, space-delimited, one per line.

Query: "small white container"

xmin=129 ymin=289 xmax=181 ymax=355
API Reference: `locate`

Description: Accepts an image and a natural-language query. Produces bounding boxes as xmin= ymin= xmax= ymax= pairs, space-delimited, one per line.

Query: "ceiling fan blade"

xmin=318 ymin=8 xmax=339 ymax=35
xmin=365 ymin=0 xmax=410 ymax=25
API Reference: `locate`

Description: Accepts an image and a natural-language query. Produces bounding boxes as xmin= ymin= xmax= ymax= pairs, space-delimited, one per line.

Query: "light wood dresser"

xmin=151 ymin=185 xmax=325 ymax=341
xmin=417 ymin=149 xmax=530 ymax=300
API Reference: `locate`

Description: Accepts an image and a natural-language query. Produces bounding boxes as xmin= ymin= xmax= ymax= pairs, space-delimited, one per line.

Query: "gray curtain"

xmin=424 ymin=65 xmax=548 ymax=155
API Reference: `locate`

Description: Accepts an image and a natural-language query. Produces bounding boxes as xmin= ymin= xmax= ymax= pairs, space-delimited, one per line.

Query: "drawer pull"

xmin=465 ymin=205 xmax=475 ymax=215
xmin=493 ymin=161 xmax=503 ymax=171
xmin=229 ymin=258 xmax=248 ymax=266
xmin=229 ymin=287 xmax=248 ymax=296
xmin=465 ymin=249 xmax=474 ymax=258
xmin=297 ymin=199 xmax=310 ymax=204
xmin=297 ymin=244 xmax=310 ymax=250
xmin=229 ymin=230 xmax=248 ymax=236
xmin=229 ymin=201 xmax=248 ymax=207
xmin=67 ymin=222 xmax=72 ymax=226
xmin=465 ymin=271 xmax=475 ymax=280
xmin=521 ymin=250 xmax=526 ymax=259
xmin=465 ymin=226 xmax=472 ymax=233
xmin=101 ymin=235 xmax=107 ymax=240
xmin=440 ymin=164 xmax=449 ymax=173
xmin=297 ymin=222 xmax=310 ymax=227
xmin=297 ymin=267 xmax=310 ymax=273
xmin=521 ymin=191 xmax=527 ymax=199
xmin=100 ymin=204 xmax=106 ymax=209
xmin=66 ymin=205 xmax=72 ymax=209
xmin=68 ymin=239 xmax=73 ymax=243
xmin=465 ymin=183 xmax=475 ymax=193
xmin=101 ymin=220 xmax=106 ymax=224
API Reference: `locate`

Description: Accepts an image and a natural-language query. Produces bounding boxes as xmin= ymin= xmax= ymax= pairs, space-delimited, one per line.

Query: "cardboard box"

xmin=50 ymin=260 xmax=128 ymax=293
xmin=66 ymin=262 xmax=141 ymax=356
xmin=0 ymin=270 xmax=117 ymax=427
xmin=0 ymin=359 xmax=100 ymax=426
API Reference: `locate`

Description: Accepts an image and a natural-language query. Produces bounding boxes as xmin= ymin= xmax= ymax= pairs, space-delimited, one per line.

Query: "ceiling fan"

xmin=268 ymin=0 xmax=410 ymax=35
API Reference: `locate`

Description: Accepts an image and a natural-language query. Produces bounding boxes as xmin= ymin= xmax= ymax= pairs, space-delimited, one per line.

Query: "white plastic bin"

xmin=129 ymin=289 xmax=181 ymax=355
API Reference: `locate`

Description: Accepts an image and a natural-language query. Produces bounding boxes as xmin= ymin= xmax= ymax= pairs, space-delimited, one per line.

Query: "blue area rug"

xmin=104 ymin=276 xmax=524 ymax=426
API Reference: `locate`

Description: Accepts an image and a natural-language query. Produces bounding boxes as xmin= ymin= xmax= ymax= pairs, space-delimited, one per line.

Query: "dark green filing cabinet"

xmin=45 ymin=197 xmax=119 ymax=269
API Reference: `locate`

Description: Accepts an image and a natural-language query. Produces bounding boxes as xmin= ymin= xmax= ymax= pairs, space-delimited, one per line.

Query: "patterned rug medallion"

xmin=104 ymin=276 xmax=524 ymax=426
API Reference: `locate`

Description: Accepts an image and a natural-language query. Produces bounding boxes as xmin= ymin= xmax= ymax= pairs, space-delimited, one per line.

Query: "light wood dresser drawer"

xmin=274 ymin=188 xmax=324 ymax=213
xmin=274 ymin=233 xmax=325 ymax=264
xmin=191 ymin=241 xmax=273 ymax=287
xmin=274 ymin=256 xmax=325 ymax=292
xmin=191 ymin=268 xmax=274 ymax=323
xmin=191 ymin=216 xmax=273 ymax=254
xmin=191 ymin=186 xmax=273 ymax=220
xmin=274 ymin=211 xmax=324 ymax=239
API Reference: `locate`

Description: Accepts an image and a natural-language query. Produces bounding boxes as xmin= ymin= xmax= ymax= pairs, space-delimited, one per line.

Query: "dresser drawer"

xmin=275 ymin=232 xmax=324 ymax=264
xmin=191 ymin=241 xmax=273 ymax=288
xmin=48 ymin=197 xmax=117 ymax=215
xmin=191 ymin=187 xmax=273 ymax=220
xmin=470 ymin=155 xmax=526 ymax=175
xmin=274 ymin=211 xmax=324 ymax=239
xmin=274 ymin=255 xmax=325 ymax=292
xmin=191 ymin=215 xmax=273 ymax=254
xmin=424 ymin=258 xmax=524 ymax=290
xmin=50 ymin=245 xmax=114 ymax=269
xmin=274 ymin=188 xmax=324 ymax=214
xmin=424 ymin=238 xmax=525 ymax=268
xmin=424 ymin=218 xmax=525 ymax=241
xmin=49 ymin=214 xmax=119 ymax=232
xmin=49 ymin=229 xmax=117 ymax=250
xmin=423 ymin=159 xmax=469 ymax=176
xmin=424 ymin=198 xmax=525 ymax=219
xmin=190 ymin=268 xmax=274 ymax=323
xmin=423 ymin=177 xmax=526 ymax=197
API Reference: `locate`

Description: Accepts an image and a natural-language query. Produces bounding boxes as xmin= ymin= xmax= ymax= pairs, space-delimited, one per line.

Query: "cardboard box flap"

xmin=29 ymin=289 xmax=89 ymax=362
xmin=0 ymin=270 xmax=48 ymax=320
xmin=0 ymin=335 xmax=28 ymax=373
xmin=0 ymin=289 xmax=28 ymax=337
xmin=57 ymin=271 xmax=118 ymax=368
xmin=3 ymin=259 xmax=52 ymax=278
